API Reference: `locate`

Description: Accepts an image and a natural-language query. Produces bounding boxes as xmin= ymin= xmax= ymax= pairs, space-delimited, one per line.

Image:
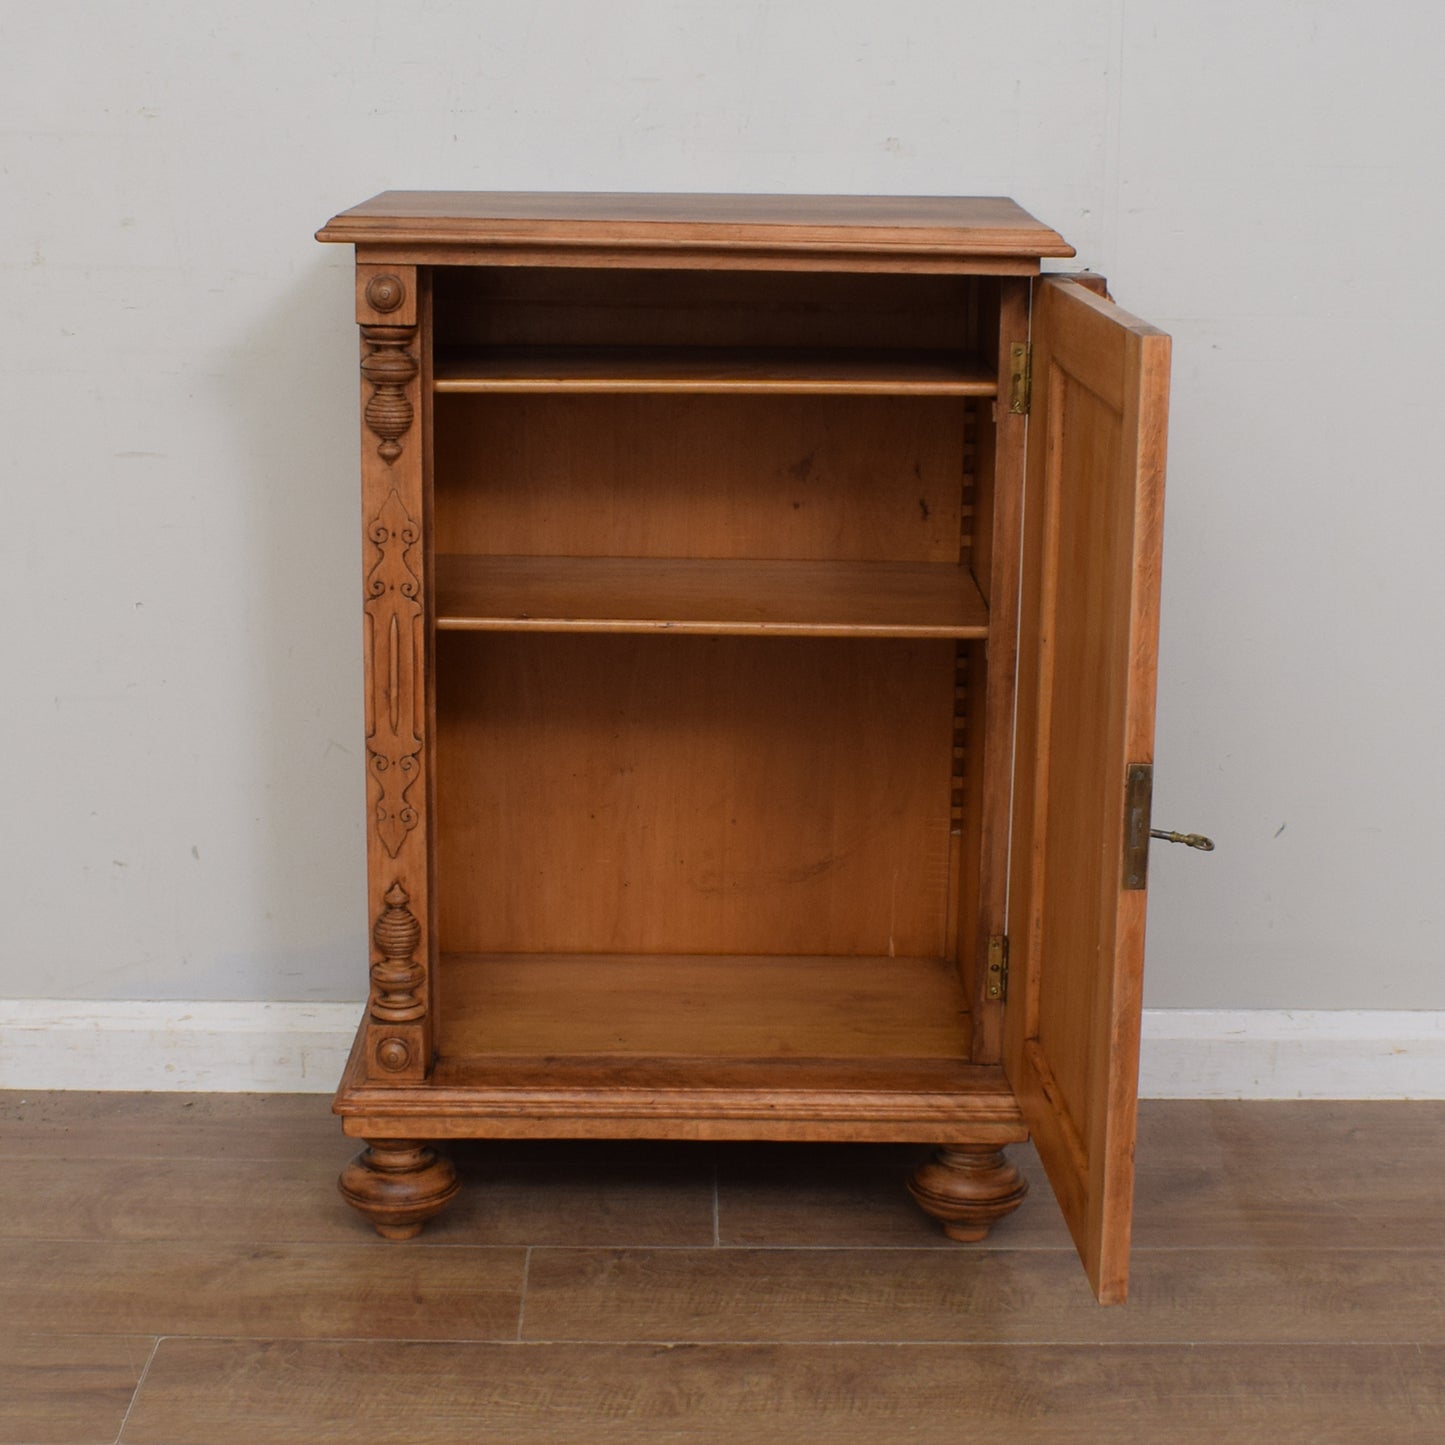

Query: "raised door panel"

xmin=1004 ymin=277 xmax=1170 ymax=1303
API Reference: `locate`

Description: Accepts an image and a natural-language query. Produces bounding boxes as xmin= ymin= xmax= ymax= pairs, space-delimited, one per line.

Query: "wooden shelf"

xmin=327 ymin=952 xmax=1025 ymax=1139
xmin=433 ymin=346 xmax=997 ymax=395
xmin=434 ymin=555 xmax=989 ymax=638
xmin=436 ymin=952 xmax=971 ymax=1060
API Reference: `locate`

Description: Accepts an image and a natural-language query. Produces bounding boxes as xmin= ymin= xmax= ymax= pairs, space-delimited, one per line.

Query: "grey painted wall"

xmin=4 ymin=0 xmax=1442 ymax=1007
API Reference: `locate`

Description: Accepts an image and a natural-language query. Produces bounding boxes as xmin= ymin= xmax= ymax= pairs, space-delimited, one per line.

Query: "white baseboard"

xmin=1138 ymin=1009 xmax=1445 ymax=1099
xmin=1 ymin=1001 xmax=1442 ymax=1098
xmin=0 ymin=1000 xmax=363 ymax=1093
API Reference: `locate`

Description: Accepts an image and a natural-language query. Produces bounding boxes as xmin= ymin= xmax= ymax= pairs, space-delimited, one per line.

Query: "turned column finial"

xmin=370 ymin=881 xmax=425 ymax=1023
xmin=360 ymin=323 xmax=418 ymax=463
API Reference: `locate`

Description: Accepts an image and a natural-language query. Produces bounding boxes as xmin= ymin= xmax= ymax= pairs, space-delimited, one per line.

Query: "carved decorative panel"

xmin=364 ymin=488 xmax=424 ymax=860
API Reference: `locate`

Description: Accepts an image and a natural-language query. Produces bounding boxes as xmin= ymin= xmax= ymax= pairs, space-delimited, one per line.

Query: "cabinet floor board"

xmin=435 ymin=953 xmax=972 ymax=1060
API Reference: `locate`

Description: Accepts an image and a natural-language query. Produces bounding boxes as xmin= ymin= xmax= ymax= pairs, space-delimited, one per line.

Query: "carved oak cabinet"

xmin=316 ymin=192 xmax=1170 ymax=1304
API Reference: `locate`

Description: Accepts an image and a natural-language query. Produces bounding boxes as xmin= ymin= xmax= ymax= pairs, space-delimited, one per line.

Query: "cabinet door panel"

xmin=1005 ymin=277 xmax=1169 ymax=1303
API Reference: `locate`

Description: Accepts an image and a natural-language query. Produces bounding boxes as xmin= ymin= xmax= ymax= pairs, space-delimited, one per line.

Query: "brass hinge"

xmin=1008 ymin=342 xmax=1031 ymax=415
xmin=1123 ymin=763 xmax=1153 ymax=890
xmin=985 ymin=934 xmax=1009 ymax=1002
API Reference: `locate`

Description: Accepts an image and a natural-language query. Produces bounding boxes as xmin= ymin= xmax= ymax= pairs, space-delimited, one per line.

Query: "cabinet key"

xmin=1150 ymin=828 xmax=1215 ymax=852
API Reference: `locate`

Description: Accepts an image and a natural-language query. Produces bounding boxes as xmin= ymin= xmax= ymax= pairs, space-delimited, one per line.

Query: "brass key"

xmin=1149 ymin=828 xmax=1214 ymax=852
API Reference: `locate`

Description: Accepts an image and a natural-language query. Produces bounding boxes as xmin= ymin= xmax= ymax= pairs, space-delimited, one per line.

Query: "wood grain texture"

xmin=433 ymin=393 xmax=971 ymax=563
xmin=338 ymin=1042 xmax=1026 ymax=1143
xmin=434 ymin=555 xmax=990 ymax=638
xmin=0 ymin=1155 xmax=355 ymax=1243
xmin=434 ymin=635 xmax=957 ymax=958
xmin=0 ymin=1090 xmax=340 ymax=1160
xmin=362 ymin=242 xmax=1046 ymax=275
xmin=0 ymin=1145 xmax=717 ymax=1249
xmin=317 ymin=191 xmax=1075 ymax=259
xmin=1004 ymin=278 xmax=1171 ymax=1303
xmin=1132 ymin=1099 xmax=1445 ymax=1249
xmin=435 ymin=953 xmax=970 ymax=1059
xmin=0 ymin=1333 xmax=153 ymax=1445
xmin=3 ymin=1096 xmax=1444 ymax=1441
xmin=119 ymin=1339 xmax=1445 ymax=1445
xmin=0 ymin=1240 xmax=525 ymax=1339
xmin=433 ymin=345 xmax=997 ymax=395
xmin=520 ymin=1245 xmax=1445 ymax=1344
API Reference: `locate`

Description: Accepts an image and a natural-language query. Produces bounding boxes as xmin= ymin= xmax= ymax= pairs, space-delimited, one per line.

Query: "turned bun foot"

xmin=907 ymin=1144 xmax=1029 ymax=1242
xmin=339 ymin=1139 xmax=459 ymax=1239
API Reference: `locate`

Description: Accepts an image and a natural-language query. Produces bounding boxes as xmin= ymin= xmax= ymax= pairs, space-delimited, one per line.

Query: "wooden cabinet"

xmin=316 ymin=193 xmax=1170 ymax=1304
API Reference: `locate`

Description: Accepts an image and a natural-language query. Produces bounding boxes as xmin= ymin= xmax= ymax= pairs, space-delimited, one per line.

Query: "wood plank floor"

xmin=1 ymin=1095 xmax=1441 ymax=1443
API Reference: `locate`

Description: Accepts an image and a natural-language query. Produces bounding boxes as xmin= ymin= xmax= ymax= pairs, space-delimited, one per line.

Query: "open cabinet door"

xmin=1005 ymin=277 xmax=1170 ymax=1303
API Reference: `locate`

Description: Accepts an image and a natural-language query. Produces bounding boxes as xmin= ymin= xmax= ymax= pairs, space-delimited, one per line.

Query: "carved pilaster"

xmin=360 ymin=324 xmax=419 ymax=464
xmin=364 ymin=488 xmax=424 ymax=859
xmin=370 ymin=881 xmax=425 ymax=1023
xmin=357 ymin=262 xmax=430 ymax=1083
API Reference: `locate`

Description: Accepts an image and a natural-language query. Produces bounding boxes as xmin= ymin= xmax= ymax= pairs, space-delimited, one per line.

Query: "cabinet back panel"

xmin=435 ymin=394 xmax=973 ymax=562
xmin=433 ymin=268 xmax=980 ymax=351
xmin=435 ymin=634 xmax=957 ymax=957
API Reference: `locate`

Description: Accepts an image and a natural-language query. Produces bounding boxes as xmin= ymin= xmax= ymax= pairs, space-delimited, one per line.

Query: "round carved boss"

xmin=365 ymin=274 xmax=406 ymax=313
xmin=376 ymin=1037 xmax=411 ymax=1072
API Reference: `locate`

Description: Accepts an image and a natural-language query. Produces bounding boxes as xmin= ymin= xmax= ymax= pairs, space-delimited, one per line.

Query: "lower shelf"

xmin=438 ymin=952 xmax=970 ymax=1058
xmin=335 ymin=954 xmax=1026 ymax=1142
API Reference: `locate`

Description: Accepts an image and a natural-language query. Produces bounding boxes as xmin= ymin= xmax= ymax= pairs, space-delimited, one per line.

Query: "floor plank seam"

xmin=110 ymin=1334 xmax=162 ymax=1445
xmin=3 ymin=1236 xmax=547 ymax=1251
xmin=482 ymin=1336 xmax=1445 ymax=1349
xmin=19 ymin=1238 xmax=1445 ymax=1253
xmin=45 ymin=1333 xmax=1445 ymax=1349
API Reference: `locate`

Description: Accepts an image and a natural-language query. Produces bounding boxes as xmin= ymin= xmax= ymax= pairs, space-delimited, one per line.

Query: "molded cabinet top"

xmin=316 ymin=191 xmax=1075 ymax=259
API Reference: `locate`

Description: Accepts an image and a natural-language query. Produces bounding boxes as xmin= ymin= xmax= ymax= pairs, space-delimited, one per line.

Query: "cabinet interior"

xmin=429 ymin=265 xmax=1002 ymax=1070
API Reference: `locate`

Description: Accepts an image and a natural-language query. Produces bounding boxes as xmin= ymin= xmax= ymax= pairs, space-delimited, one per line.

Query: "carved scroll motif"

xmin=364 ymin=488 xmax=423 ymax=859
xmin=360 ymin=323 xmax=418 ymax=464
xmin=370 ymin=880 xmax=425 ymax=1024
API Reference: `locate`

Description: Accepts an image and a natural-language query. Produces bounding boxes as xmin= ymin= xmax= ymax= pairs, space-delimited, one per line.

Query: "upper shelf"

xmin=435 ymin=555 xmax=989 ymax=639
xmin=433 ymin=346 xmax=998 ymax=397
